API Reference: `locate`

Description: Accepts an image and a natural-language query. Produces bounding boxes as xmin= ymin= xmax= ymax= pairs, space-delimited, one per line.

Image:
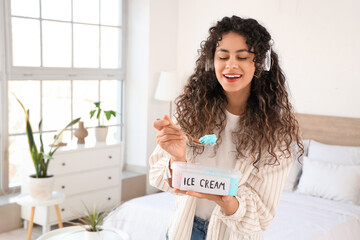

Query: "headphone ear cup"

xmin=263 ymin=48 xmax=271 ymax=71
xmin=205 ymin=59 xmax=214 ymax=72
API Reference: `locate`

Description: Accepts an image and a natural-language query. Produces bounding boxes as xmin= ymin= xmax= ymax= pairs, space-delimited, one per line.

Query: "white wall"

xmin=147 ymin=0 xmax=179 ymax=163
xmin=125 ymin=0 xmax=179 ymax=193
xmin=146 ymin=0 xmax=179 ymax=193
xmin=177 ymin=0 xmax=360 ymax=118
xmin=125 ymin=0 xmax=150 ymax=168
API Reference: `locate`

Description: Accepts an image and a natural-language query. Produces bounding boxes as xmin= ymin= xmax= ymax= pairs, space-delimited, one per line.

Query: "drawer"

xmin=49 ymin=146 xmax=122 ymax=175
xmin=48 ymin=187 xmax=121 ymax=224
xmin=54 ymin=168 xmax=120 ymax=196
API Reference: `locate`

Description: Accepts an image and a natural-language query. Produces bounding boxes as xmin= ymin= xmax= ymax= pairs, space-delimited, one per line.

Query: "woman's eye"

xmin=237 ymin=56 xmax=248 ymax=60
xmin=218 ymin=57 xmax=228 ymax=60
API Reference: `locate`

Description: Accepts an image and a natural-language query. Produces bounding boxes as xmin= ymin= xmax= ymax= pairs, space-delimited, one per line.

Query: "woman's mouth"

xmin=223 ymin=74 xmax=242 ymax=82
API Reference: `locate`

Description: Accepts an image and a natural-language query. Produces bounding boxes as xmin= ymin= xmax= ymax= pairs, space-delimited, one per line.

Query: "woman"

xmin=149 ymin=15 xmax=303 ymax=240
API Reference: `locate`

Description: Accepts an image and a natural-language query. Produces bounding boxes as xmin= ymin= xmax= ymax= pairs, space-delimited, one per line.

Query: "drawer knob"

xmin=61 ymin=208 xmax=65 ymax=212
xmin=108 ymin=176 xmax=112 ymax=180
xmin=62 ymin=162 xmax=66 ymax=166
xmin=108 ymin=155 xmax=112 ymax=159
xmin=108 ymin=197 xmax=111 ymax=201
xmin=61 ymin=185 xmax=65 ymax=189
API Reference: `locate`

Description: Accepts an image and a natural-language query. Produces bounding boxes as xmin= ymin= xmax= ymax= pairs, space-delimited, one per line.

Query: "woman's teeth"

xmin=224 ymin=74 xmax=241 ymax=78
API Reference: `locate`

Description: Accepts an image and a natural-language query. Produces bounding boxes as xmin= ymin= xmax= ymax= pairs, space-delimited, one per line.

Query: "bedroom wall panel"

xmin=122 ymin=171 xmax=146 ymax=202
xmin=296 ymin=113 xmax=360 ymax=146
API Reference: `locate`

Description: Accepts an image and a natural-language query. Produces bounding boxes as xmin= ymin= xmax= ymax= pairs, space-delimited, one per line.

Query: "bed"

xmin=104 ymin=113 xmax=360 ymax=240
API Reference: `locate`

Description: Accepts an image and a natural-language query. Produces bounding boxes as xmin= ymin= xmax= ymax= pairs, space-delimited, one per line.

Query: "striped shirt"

xmin=149 ymin=116 xmax=293 ymax=240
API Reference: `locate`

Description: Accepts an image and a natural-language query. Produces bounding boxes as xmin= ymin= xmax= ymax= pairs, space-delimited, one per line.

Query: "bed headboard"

xmin=295 ymin=113 xmax=360 ymax=147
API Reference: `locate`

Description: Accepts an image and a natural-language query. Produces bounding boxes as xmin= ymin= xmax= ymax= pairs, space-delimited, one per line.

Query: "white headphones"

xmin=263 ymin=47 xmax=271 ymax=71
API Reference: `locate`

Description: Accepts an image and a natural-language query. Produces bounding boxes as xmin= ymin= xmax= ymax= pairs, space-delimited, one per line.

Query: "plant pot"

xmin=84 ymin=230 xmax=104 ymax=240
xmin=95 ymin=127 xmax=108 ymax=142
xmin=28 ymin=175 xmax=55 ymax=200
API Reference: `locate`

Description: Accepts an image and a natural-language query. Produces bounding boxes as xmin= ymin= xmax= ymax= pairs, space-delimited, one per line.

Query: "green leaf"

xmin=96 ymin=109 xmax=101 ymax=120
xmin=53 ymin=117 xmax=81 ymax=145
xmin=39 ymin=120 xmax=44 ymax=153
xmin=104 ymin=110 xmax=116 ymax=121
xmin=48 ymin=117 xmax=80 ymax=159
xmin=14 ymin=95 xmax=44 ymax=177
xmin=43 ymin=153 xmax=53 ymax=160
xmin=89 ymin=110 xmax=96 ymax=119
xmin=75 ymin=201 xmax=109 ymax=232
xmin=94 ymin=101 xmax=101 ymax=108
xmin=49 ymin=145 xmax=61 ymax=156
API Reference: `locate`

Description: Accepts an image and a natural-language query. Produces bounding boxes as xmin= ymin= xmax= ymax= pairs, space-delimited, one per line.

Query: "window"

xmin=1 ymin=0 xmax=125 ymax=192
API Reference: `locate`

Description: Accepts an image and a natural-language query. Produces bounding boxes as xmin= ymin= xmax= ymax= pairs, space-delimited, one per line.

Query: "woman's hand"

xmin=153 ymin=115 xmax=187 ymax=162
xmin=174 ymin=189 xmax=239 ymax=216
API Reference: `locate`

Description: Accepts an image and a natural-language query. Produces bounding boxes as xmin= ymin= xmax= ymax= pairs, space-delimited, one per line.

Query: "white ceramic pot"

xmin=28 ymin=175 xmax=55 ymax=200
xmin=95 ymin=127 xmax=108 ymax=142
xmin=84 ymin=230 xmax=104 ymax=240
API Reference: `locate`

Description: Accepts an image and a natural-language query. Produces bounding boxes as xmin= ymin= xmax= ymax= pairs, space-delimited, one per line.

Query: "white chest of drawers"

xmin=21 ymin=142 xmax=123 ymax=233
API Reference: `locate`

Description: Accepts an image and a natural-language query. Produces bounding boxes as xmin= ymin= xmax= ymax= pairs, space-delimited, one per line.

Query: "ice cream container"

xmin=171 ymin=162 xmax=242 ymax=196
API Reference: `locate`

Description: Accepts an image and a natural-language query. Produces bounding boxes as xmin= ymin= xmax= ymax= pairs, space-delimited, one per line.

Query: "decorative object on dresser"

xmin=74 ymin=121 xmax=89 ymax=144
xmin=21 ymin=142 xmax=123 ymax=234
xmin=15 ymin=95 xmax=80 ymax=200
xmin=90 ymin=101 xmax=117 ymax=142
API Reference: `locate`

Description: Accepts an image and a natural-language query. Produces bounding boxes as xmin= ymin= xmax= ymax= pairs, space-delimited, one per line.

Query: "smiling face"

xmin=214 ymin=32 xmax=256 ymax=97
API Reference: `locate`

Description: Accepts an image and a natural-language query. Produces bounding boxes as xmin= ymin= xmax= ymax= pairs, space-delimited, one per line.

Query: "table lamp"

xmin=154 ymin=71 xmax=179 ymax=117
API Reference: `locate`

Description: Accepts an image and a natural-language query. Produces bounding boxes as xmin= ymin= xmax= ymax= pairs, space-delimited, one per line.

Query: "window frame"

xmin=0 ymin=0 xmax=127 ymax=194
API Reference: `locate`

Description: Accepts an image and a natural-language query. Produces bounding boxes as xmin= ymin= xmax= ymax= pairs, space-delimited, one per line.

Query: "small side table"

xmin=15 ymin=191 xmax=65 ymax=240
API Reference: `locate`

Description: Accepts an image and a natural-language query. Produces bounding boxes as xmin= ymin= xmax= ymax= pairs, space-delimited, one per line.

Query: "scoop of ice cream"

xmin=199 ymin=134 xmax=217 ymax=145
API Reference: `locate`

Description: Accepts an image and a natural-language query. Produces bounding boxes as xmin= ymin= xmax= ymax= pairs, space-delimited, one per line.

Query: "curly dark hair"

xmin=174 ymin=15 xmax=303 ymax=167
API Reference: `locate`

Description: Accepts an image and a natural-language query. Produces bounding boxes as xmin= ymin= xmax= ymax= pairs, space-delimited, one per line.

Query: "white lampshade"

xmin=154 ymin=71 xmax=178 ymax=101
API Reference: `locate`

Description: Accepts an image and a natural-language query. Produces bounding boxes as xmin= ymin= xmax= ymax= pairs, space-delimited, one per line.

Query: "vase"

xmin=95 ymin=127 xmax=108 ymax=142
xmin=84 ymin=229 xmax=104 ymax=240
xmin=74 ymin=121 xmax=88 ymax=144
xmin=28 ymin=175 xmax=55 ymax=200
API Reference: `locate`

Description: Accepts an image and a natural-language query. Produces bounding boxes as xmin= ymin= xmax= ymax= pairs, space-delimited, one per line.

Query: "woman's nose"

xmin=225 ymin=57 xmax=239 ymax=69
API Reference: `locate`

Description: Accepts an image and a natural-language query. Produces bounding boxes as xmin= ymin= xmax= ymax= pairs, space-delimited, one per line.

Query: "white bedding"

xmin=104 ymin=191 xmax=360 ymax=240
xmin=264 ymin=192 xmax=360 ymax=240
xmin=104 ymin=192 xmax=175 ymax=240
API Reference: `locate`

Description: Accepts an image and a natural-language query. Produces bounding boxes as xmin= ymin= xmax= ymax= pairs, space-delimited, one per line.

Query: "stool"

xmin=15 ymin=191 xmax=65 ymax=240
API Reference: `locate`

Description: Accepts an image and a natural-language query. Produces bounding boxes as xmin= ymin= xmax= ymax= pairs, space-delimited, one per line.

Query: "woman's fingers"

xmin=185 ymin=191 xmax=233 ymax=204
xmin=163 ymin=114 xmax=175 ymax=125
xmin=221 ymin=196 xmax=233 ymax=202
xmin=173 ymin=188 xmax=187 ymax=194
xmin=153 ymin=115 xmax=181 ymax=132
xmin=157 ymin=134 xmax=185 ymax=144
xmin=153 ymin=118 xmax=170 ymax=131
xmin=186 ymin=191 xmax=221 ymax=201
xmin=161 ymin=125 xmax=183 ymax=135
xmin=156 ymin=124 xmax=184 ymax=143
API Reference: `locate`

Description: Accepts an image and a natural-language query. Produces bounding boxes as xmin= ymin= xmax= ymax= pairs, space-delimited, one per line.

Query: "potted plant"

xmin=89 ymin=101 xmax=116 ymax=142
xmin=15 ymin=96 xmax=80 ymax=200
xmin=72 ymin=203 xmax=110 ymax=240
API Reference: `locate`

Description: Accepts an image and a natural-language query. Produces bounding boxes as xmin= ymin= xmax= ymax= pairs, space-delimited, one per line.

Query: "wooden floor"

xmin=0 ymin=222 xmax=73 ymax=240
xmin=0 ymin=225 xmax=42 ymax=240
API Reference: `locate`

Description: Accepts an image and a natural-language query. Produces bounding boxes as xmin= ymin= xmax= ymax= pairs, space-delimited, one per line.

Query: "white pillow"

xmin=296 ymin=156 xmax=360 ymax=204
xmin=308 ymin=140 xmax=360 ymax=165
xmin=283 ymin=139 xmax=310 ymax=192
